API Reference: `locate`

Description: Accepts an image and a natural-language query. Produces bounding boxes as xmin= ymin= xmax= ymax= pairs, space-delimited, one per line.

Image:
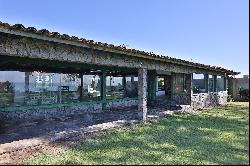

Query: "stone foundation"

xmin=172 ymin=91 xmax=228 ymax=113
xmin=191 ymin=91 xmax=228 ymax=111
xmin=0 ymin=91 xmax=228 ymax=124
xmin=173 ymin=93 xmax=191 ymax=105
xmin=106 ymin=99 xmax=138 ymax=111
xmin=0 ymin=99 xmax=138 ymax=124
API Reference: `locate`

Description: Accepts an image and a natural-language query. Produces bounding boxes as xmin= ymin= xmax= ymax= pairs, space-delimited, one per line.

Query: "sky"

xmin=0 ymin=0 xmax=249 ymax=77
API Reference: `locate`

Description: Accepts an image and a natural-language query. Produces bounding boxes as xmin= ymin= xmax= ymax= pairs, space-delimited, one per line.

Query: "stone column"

xmin=138 ymin=68 xmax=147 ymax=122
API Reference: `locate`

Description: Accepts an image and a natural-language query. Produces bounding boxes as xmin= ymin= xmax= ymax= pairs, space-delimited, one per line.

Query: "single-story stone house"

xmin=0 ymin=21 xmax=239 ymax=123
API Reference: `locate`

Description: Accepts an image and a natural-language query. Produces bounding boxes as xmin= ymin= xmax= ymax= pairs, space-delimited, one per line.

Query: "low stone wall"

xmin=191 ymin=91 xmax=228 ymax=111
xmin=106 ymin=99 xmax=138 ymax=111
xmin=173 ymin=93 xmax=191 ymax=105
xmin=0 ymin=99 xmax=138 ymax=124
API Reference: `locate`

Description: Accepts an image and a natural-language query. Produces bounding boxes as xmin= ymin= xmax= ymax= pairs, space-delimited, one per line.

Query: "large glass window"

xmin=216 ymin=76 xmax=224 ymax=91
xmin=26 ymin=72 xmax=60 ymax=105
xmin=82 ymin=75 xmax=101 ymax=101
xmin=0 ymin=70 xmax=138 ymax=110
xmin=60 ymin=74 xmax=81 ymax=103
xmin=106 ymin=76 xmax=138 ymax=100
xmin=174 ymin=73 xmax=191 ymax=93
xmin=209 ymin=75 xmax=214 ymax=92
xmin=0 ymin=71 xmax=25 ymax=108
xmin=193 ymin=73 xmax=205 ymax=93
xmin=174 ymin=73 xmax=185 ymax=93
xmin=125 ymin=76 xmax=138 ymax=98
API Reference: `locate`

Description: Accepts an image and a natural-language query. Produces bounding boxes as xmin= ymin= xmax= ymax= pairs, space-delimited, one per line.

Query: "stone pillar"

xmin=138 ymin=68 xmax=147 ymax=122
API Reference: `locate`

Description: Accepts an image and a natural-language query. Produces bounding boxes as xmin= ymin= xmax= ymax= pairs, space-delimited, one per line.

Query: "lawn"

xmin=24 ymin=102 xmax=249 ymax=165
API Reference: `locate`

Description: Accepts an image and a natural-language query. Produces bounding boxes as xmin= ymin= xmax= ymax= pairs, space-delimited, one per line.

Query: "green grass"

xmin=24 ymin=103 xmax=249 ymax=165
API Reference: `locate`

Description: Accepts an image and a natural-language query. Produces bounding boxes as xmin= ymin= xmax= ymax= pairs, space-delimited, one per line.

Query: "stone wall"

xmin=173 ymin=93 xmax=190 ymax=105
xmin=0 ymin=99 xmax=138 ymax=124
xmin=191 ymin=91 xmax=228 ymax=111
xmin=106 ymin=98 xmax=138 ymax=111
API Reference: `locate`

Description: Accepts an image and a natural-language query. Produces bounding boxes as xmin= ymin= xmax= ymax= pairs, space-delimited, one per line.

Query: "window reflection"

xmin=174 ymin=73 xmax=184 ymax=93
xmin=216 ymin=76 xmax=224 ymax=91
xmin=106 ymin=76 xmax=138 ymax=100
xmin=82 ymin=75 xmax=101 ymax=101
xmin=209 ymin=75 xmax=214 ymax=92
xmin=0 ymin=70 xmax=138 ymax=109
xmin=193 ymin=74 xmax=206 ymax=93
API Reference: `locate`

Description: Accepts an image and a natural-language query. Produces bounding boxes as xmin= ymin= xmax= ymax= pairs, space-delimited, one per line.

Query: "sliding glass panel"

xmin=0 ymin=71 xmax=25 ymax=108
xmin=193 ymin=73 xmax=206 ymax=93
xmin=106 ymin=76 xmax=125 ymax=100
xmin=125 ymin=76 xmax=138 ymax=98
xmin=61 ymin=74 xmax=81 ymax=103
xmin=216 ymin=76 xmax=224 ymax=91
xmin=174 ymin=73 xmax=184 ymax=93
xmin=209 ymin=75 xmax=214 ymax=92
xmin=82 ymin=75 xmax=101 ymax=101
xmin=106 ymin=76 xmax=138 ymax=100
xmin=27 ymin=72 xmax=60 ymax=105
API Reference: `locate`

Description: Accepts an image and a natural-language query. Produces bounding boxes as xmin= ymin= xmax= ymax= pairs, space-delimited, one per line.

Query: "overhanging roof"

xmin=0 ymin=21 xmax=240 ymax=75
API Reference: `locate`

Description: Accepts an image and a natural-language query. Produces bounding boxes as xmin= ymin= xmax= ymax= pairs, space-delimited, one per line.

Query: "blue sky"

xmin=0 ymin=0 xmax=249 ymax=77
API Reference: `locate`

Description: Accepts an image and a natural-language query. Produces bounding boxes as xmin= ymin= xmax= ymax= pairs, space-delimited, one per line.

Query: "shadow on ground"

xmin=24 ymin=104 xmax=249 ymax=165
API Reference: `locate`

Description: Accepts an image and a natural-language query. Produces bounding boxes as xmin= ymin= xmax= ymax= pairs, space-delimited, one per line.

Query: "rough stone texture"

xmin=138 ymin=68 xmax=147 ymax=121
xmin=191 ymin=91 xmax=228 ymax=111
xmin=0 ymin=33 xmax=222 ymax=75
xmin=0 ymin=99 xmax=138 ymax=125
xmin=173 ymin=93 xmax=190 ymax=105
xmin=106 ymin=99 xmax=138 ymax=111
